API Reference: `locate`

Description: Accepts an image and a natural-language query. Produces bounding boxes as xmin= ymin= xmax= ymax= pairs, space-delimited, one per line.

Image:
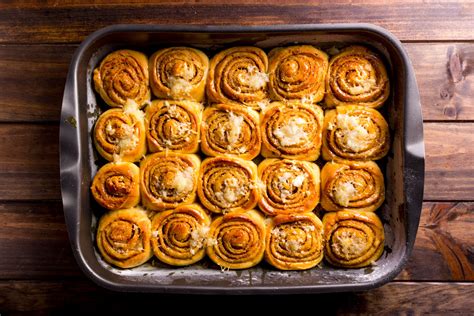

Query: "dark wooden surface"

xmin=0 ymin=1 xmax=473 ymax=314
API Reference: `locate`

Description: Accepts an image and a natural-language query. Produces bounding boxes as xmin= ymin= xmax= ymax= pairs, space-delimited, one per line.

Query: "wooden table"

xmin=1 ymin=1 xmax=473 ymax=313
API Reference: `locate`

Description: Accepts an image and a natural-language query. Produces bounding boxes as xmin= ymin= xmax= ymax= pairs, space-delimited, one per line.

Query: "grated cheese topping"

xmin=334 ymin=181 xmax=357 ymax=207
xmin=168 ymin=76 xmax=193 ymax=97
xmin=273 ymin=117 xmax=308 ymax=147
xmin=215 ymin=177 xmax=246 ymax=204
xmin=238 ymin=65 xmax=269 ymax=90
xmin=347 ymin=64 xmax=377 ymax=95
xmin=334 ymin=230 xmax=367 ymax=258
xmin=123 ymin=99 xmax=145 ymax=121
xmin=172 ymin=167 xmax=195 ymax=194
xmin=226 ymin=112 xmax=244 ymax=145
xmin=335 ymin=114 xmax=375 ymax=152
xmin=189 ymin=225 xmax=210 ymax=255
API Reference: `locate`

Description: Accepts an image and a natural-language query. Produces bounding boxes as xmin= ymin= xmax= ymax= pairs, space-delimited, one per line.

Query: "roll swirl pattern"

xmin=323 ymin=210 xmax=385 ymax=268
xmin=207 ymin=210 xmax=266 ymax=269
xmin=93 ymin=49 xmax=150 ymax=108
xmin=198 ymin=157 xmax=259 ymax=214
xmin=324 ymin=46 xmax=389 ymax=109
xmin=265 ymin=212 xmax=324 ymax=270
xmin=93 ymin=106 xmax=147 ymax=162
xmin=149 ymin=47 xmax=209 ymax=102
xmin=151 ymin=204 xmax=211 ymax=266
xmin=261 ymin=101 xmax=324 ymax=161
xmin=145 ymin=100 xmax=202 ymax=153
xmin=91 ymin=162 xmax=140 ymax=211
xmin=206 ymin=47 xmax=269 ymax=110
xmin=268 ymin=45 xmax=328 ymax=103
xmin=322 ymin=105 xmax=389 ymax=161
xmin=96 ymin=207 xmax=153 ymax=269
xmin=201 ymin=103 xmax=261 ymax=160
xmin=140 ymin=153 xmax=200 ymax=211
xmin=321 ymin=161 xmax=385 ymax=212
xmin=258 ymin=159 xmax=320 ymax=216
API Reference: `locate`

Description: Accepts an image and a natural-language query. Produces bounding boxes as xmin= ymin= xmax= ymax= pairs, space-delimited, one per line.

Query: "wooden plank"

xmin=0 ymin=43 xmax=473 ymax=122
xmin=0 ymin=3 xmax=473 ymax=44
xmin=0 ymin=201 xmax=471 ymax=281
xmin=0 ymin=280 xmax=472 ymax=313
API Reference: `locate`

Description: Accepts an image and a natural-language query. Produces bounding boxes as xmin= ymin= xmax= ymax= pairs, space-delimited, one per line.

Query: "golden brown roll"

xmin=140 ymin=152 xmax=200 ymax=211
xmin=93 ymin=103 xmax=147 ymax=162
xmin=258 ymin=159 xmax=320 ymax=216
xmin=201 ymin=103 xmax=261 ymax=160
xmin=321 ymin=161 xmax=385 ymax=212
xmin=268 ymin=45 xmax=328 ymax=103
xmin=261 ymin=101 xmax=324 ymax=161
xmin=206 ymin=47 xmax=269 ymax=110
xmin=145 ymin=100 xmax=202 ymax=154
xmin=96 ymin=207 xmax=153 ymax=268
xmin=323 ymin=210 xmax=385 ymax=268
xmin=149 ymin=47 xmax=209 ymax=102
xmin=151 ymin=204 xmax=211 ymax=266
xmin=93 ymin=49 xmax=150 ymax=108
xmin=91 ymin=162 xmax=140 ymax=211
xmin=322 ymin=105 xmax=390 ymax=161
xmin=207 ymin=210 xmax=266 ymax=270
xmin=265 ymin=212 xmax=324 ymax=270
xmin=325 ymin=46 xmax=389 ymax=109
xmin=197 ymin=157 xmax=259 ymax=214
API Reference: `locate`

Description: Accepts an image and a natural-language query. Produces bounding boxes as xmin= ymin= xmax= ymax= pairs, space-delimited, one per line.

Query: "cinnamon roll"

xmin=261 ymin=101 xmax=324 ymax=161
xmin=145 ymin=100 xmax=202 ymax=154
xmin=206 ymin=47 xmax=269 ymax=110
xmin=207 ymin=210 xmax=266 ymax=270
xmin=323 ymin=210 xmax=385 ymax=268
xmin=96 ymin=207 xmax=153 ymax=269
xmin=197 ymin=157 xmax=259 ymax=214
xmin=322 ymin=106 xmax=389 ymax=161
xmin=258 ymin=159 xmax=320 ymax=216
xmin=265 ymin=212 xmax=324 ymax=270
xmin=321 ymin=161 xmax=385 ymax=212
xmin=268 ymin=45 xmax=328 ymax=103
xmin=140 ymin=152 xmax=200 ymax=211
xmin=91 ymin=162 xmax=140 ymax=210
xmin=149 ymin=47 xmax=209 ymax=102
xmin=151 ymin=204 xmax=211 ymax=266
xmin=93 ymin=49 xmax=150 ymax=108
xmin=201 ymin=103 xmax=261 ymax=160
xmin=325 ymin=46 xmax=389 ymax=109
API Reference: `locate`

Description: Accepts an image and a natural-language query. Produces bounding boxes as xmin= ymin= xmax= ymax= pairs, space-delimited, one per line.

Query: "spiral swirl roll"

xmin=268 ymin=45 xmax=328 ymax=103
xmin=151 ymin=204 xmax=211 ymax=266
xmin=96 ymin=207 xmax=153 ymax=268
xmin=321 ymin=161 xmax=385 ymax=212
xmin=207 ymin=210 xmax=266 ymax=269
xmin=265 ymin=212 xmax=324 ymax=270
xmin=93 ymin=49 xmax=150 ymax=108
xmin=145 ymin=100 xmax=202 ymax=153
xmin=198 ymin=157 xmax=259 ymax=214
xmin=261 ymin=101 xmax=324 ymax=161
xmin=140 ymin=153 xmax=200 ymax=211
xmin=91 ymin=162 xmax=140 ymax=211
xmin=93 ymin=106 xmax=147 ymax=162
xmin=207 ymin=47 xmax=269 ymax=110
xmin=322 ymin=106 xmax=389 ymax=161
xmin=258 ymin=159 xmax=320 ymax=216
xmin=324 ymin=46 xmax=389 ymax=109
xmin=323 ymin=210 xmax=384 ymax=268
xmin=201 ymin=103 xmax=261 ymax=160
xmin=149 ymin=47 xmax=209 ymax=102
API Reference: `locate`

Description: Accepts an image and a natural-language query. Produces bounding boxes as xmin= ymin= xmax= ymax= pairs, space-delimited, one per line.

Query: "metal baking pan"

xmin=60 ymin=24 xmax=425 ymax=294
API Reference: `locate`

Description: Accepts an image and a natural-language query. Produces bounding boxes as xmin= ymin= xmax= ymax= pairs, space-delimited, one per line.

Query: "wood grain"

xmin=0 ymin=3 xmax=473 ymax=44
xmin=0 ymin=279 xmax=472 ymax=314
xmin=0 ymin=43 xmax=473 ymax=122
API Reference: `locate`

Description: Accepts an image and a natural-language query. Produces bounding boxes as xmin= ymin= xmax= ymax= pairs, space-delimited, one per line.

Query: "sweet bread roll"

xmin=140 ymin=152 xmax=200 ymax=211
xmin=201 ymin=103 xmax=261 ymax=160
xmin=258 ymin=159 xmax=320 ymax=216
xmin=325 ymin=46 xmax=389 ymax=109
xmin=93 ymin=49 xmax=150 ymax=108
xmin=149 ymin=47 xmax=209 ymax=102
xmin=261 ymin=101 xmax=324 ymax=161
xmin=145 ymin=100 xmax=202 ymax=153
xmin=91 ymin=162 xmax=140 ymax=210
xmin=96 ymin=207 xmax=153 ymax=268
xmin=268 ymin=45 xmax=328 ymax=103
